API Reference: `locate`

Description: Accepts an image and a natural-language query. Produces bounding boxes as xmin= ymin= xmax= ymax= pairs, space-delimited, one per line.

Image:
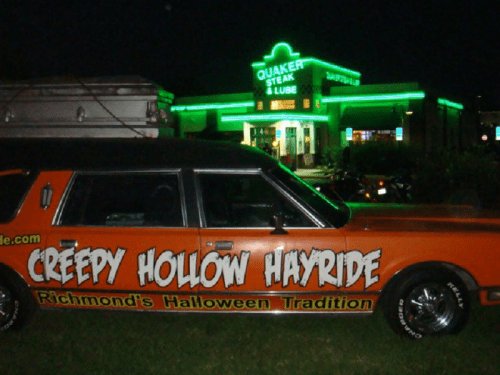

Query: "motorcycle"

xmin=373 ymin=173 xmax=413 ymax=203
xmin=314 ymin=168 xmax=374 ymax=203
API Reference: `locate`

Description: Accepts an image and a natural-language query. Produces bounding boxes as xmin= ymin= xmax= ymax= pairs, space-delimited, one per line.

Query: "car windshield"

xmin=270 ymin=165 xmax=351 ymax=228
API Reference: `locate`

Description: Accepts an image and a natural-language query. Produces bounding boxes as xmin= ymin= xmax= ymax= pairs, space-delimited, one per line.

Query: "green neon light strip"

xmin=157 ymin=89 xmax=174 ymax=102
xmin=264 ymin=42 xmax=300 ymax=60
xmin=251 ymin=42 xmax=361 ymax=78
xmin=171 ymin=101 xmax=255 ymax=112
xmin=252 ymin=42 xmax=300 ymax=68
xmin=252 ymin=42 xmax=300 ymax=67
xmin=438 ymin=98 xmax=463 ymax=110
xmin=322 ymin=92 xmax=425 ymax=103
xmin=302 ymin=58 xmax=361 ymax=77
xmin=221 ymin=114 xmax=329 ymax=122
xmin=252 ymin=57 xmax=361 ymax=78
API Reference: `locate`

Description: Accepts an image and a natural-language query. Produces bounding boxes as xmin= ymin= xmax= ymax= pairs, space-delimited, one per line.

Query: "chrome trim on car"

xmin=30 ymin=286 xmax=381 ymax=296
xmin=261 ymin=172 xmax=326 ymax=228
xmin=38 ymin=305 xmax=374 ymax=316
xmin=52 ymin=172 xmax=77 ymax=226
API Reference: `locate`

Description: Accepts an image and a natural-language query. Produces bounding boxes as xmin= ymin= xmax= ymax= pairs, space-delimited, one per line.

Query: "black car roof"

xmin=0 ymin=138 xmax=279 ymax=171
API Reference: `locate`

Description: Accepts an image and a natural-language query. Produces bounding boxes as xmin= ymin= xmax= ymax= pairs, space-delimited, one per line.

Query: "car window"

xmin=59 ymin=172 xmax=184 ymax=227
xmin=0 ymin=171 xmax=36 ymax=223
xmin=197 ymin=172 xmax=315 ymax=228
xmin=270 ymin=166 xmax=351 ymax=228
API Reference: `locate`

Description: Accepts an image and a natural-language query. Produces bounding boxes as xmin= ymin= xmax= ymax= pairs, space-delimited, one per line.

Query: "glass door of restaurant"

xmin=285 ymin=127 xmax=297 ymax=167
xmin=251 ymin=127 xmax=275 ymax=155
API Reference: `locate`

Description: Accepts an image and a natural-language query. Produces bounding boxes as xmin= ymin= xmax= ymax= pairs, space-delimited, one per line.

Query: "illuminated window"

xmin=304 ymin=128 xmax=311 ymax=154
xmin=350 ymin=130 xmax=398 ymax=143
xmin=303 ymin=98 xmax=310 ymax=109
xmin=353 ymin=131 xmax=371 ymax=142
xmin=270 ymin=100 xmax=296 ymax=111
xmin=396 ymin=127 xmax=403 ymax=141
xmin=346 ymin=128 xmax=353 ymax=141
xmin=257 ymin=101 xmax=264 ymax=111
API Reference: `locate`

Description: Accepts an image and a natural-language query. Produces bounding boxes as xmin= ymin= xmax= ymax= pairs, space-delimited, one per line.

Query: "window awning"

xmin=340 ymin=106 xmax=403 ymax=130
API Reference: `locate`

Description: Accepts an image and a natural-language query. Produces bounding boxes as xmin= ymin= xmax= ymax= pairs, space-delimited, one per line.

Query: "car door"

xmin=40 ymin=170 xmax=200 ymax=309
xmin=196 ymin=170 xmax=348 ymax=296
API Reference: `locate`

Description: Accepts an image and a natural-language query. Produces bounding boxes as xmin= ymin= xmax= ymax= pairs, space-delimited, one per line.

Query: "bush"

xmin=321 ymin=146 xmax=344 ymax=171
xmin=350 ymin=143 xmax=417 ymax=175
xmin=321 ymin=143 xmax=500 ymax=207
xmin=322 ymin=143 xmax=417 ymax=175
xmin=412 ymin=145 xmax=500 ymax=207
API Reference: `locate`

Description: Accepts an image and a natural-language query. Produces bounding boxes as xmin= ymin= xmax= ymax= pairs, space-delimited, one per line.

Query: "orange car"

xmin=0 ymin=138 xmax=499 ymax=339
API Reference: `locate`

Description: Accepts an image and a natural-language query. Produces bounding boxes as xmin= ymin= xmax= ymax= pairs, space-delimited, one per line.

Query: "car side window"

xmin=198 ymin=172 xmax=314 ymax=228
xmin=59 ymin=172 xmax=184 ymax=227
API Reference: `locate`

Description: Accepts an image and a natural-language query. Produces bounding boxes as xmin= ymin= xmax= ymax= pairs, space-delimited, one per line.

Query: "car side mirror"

xmin=270 ymin=201 xmax=288 ymax=235
xmin=270 ymin=213 xmax=288 ymax=235
xmin=40 ymin=183 xmax=53 ymax=210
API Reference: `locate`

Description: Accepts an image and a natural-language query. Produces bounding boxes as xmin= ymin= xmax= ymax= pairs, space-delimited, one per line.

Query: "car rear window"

xmin=59 ymin=172 xmax=184 ymax=227
xmin=0 ymin=171 xmax=36 ymax=223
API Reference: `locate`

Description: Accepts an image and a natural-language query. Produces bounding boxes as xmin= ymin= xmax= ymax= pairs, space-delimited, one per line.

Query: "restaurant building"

xmin=173 ymin=42 xmax=475 ymax=167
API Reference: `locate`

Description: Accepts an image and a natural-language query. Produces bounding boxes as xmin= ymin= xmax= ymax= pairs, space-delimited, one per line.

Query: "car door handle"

xmin=215 ymin=241 xmax=233 ymax=251
xmin=60 ymin=239 xmax=78 ymax=249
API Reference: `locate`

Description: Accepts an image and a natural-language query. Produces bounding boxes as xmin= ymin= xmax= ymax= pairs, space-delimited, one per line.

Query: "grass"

xmin=1 ymin=299 xmax=499 ymax=375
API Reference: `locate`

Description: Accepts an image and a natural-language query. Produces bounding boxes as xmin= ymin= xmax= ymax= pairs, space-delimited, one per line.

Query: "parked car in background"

xmin=0 ymin=138 xmax=499 ymax=339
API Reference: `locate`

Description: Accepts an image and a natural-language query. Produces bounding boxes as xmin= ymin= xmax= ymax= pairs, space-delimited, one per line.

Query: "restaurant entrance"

xmin=285 ymin=127 xmax=297 ymax=166
xmin=250 ymin=127 xmax=275 ymax=151
xmin=245 ymin=121 xmax=316 ymax=168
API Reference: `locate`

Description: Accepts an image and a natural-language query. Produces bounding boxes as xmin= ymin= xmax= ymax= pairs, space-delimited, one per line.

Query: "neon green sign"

xmin=256 ymin=60 xmax=305 ymax=95
xmin=267 ymin=86 xmax=297 ymax=95
xmin=256 ymin=60 xmax=304 ymax=81
xmin=256 ymin=60 xmax=304 ymax=96
xmin=326 ymin=72 xmax=360 ymax=86
xmin=253 ymin=42 xmax=305 ymax=97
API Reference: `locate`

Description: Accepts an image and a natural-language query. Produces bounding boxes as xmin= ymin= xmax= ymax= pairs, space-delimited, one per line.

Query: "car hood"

xmin=345 ymin=203 xmax=500 ymax=232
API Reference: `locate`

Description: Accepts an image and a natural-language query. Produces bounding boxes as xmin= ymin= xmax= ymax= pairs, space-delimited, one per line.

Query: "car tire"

xmin=384 ymin=268 xmax=469 ymax=339
xmin=0 ymin=269 xmax=37 ymax=332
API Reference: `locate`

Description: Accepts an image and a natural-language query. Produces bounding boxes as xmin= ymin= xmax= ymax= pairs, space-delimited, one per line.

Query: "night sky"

xmin=1 ymin=0 xmax=499 ymax=108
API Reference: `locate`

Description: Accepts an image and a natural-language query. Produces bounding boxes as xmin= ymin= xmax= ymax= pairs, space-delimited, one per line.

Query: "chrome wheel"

xmin=0 ymin=270 xmax=37 ymax=332
xmin=404 ymin=282 xmax=457 ymax=333
xmin=0 ymin=284 xmax=14 ymax=325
